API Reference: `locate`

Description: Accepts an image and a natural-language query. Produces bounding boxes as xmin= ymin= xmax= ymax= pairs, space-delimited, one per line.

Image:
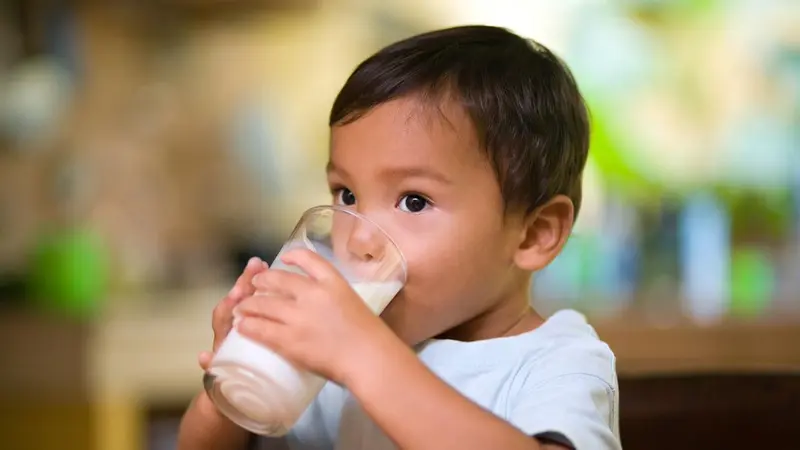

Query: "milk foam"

xmin=209 ymin=280 xmax=402 ymax=436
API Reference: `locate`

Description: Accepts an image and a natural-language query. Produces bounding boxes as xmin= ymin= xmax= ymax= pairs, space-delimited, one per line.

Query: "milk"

xmin=352 ymin=281 xmax=404 ymax=315
xmin=208 ymin=280 xmax=403 ymax=436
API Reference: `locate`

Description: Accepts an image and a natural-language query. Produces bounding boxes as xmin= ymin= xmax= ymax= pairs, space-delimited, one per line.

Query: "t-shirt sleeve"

xmin=508 ymin=373 xmax=621 ymax=450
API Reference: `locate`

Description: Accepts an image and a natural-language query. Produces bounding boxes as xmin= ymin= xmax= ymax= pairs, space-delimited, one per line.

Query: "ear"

xmin=513 ymin=195 xmax=575 ymax=272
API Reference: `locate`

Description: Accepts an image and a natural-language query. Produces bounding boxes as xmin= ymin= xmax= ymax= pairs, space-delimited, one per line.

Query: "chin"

xmin=379 ymin=304 xmax=425 ymax=346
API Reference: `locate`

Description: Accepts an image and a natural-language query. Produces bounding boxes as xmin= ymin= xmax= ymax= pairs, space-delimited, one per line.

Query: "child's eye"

xmin=334 ymin=188 xmax=356 ymax=206
xmin=397 ymin=194 xmax=430 ymax=213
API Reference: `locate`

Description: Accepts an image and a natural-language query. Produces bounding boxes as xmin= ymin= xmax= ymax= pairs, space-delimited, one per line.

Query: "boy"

xmin=179 ymin=25 xmax=620 ymax=450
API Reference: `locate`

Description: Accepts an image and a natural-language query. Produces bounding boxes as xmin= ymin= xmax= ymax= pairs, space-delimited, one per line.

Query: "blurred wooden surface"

xmin=597 ymin=319 xmax=800 ymax=375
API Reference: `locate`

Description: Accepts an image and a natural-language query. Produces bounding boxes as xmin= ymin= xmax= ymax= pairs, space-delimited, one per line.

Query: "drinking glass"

xmin=204 ymin=205 xmax=407 ymax=436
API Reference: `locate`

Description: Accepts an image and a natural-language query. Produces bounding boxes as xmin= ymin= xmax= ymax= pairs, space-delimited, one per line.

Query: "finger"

xmin=198 ymin=351 xmax=213 ymax=371
xmin=238 ymin=317 xmax=290 ymax=354
xmin=237 ymin=294 xmax=298 ymax=324
xmin=279 ymin=248 xmax=340 ymax=283
xmin=228 ymin=257 xmax=268 ymax=301
xmin=214 ymin=257 xmax=267 ymax=332
xmin=251 ymin=268 xmax=312 ymax=296
xmin=211 ymin=300 xmax=233 ymax=336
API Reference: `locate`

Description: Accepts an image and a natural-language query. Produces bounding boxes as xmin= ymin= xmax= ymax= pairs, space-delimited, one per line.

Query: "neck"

xmin=435 ymin=277 xmax=543 ymax=342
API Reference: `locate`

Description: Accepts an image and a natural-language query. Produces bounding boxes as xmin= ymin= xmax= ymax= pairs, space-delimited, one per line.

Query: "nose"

xmin=346 ymin=219 xmax=386 ymax=263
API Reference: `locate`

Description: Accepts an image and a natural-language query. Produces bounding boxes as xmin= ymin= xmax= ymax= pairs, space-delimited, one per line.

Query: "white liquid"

xmin=209 ymin=280 xmax=402 ymax=436
xmin=351 ymin=281 xmax=404 ymax=315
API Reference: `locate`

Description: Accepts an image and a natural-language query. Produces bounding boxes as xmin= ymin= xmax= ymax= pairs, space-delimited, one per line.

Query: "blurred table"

xmin=2 ymin=290 xmax=800 ymax=450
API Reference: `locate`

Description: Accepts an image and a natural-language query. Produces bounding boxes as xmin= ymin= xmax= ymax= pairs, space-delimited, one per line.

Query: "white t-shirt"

xmin=259 ymin=310 xmax=620 ymax=450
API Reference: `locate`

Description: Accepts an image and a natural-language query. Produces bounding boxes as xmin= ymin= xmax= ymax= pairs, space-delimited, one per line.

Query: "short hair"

xmin=329 ymin=25 xmax=590 ymax=217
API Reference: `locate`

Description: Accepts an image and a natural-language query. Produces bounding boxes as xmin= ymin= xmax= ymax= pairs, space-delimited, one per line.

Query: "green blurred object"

xmin=620 ymin=0 xmax=722 ymax=17
xmin=29 ymin=228 xmax=109 ymax=318
xmin=730 ymin=247 xmax=775 ymax=318
xmin=588 ymin=101 xmax=663 ymax=199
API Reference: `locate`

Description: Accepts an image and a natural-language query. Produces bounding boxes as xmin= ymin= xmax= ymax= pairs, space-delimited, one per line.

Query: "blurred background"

xmin=0 ymin=0 xmax=797 ymax=449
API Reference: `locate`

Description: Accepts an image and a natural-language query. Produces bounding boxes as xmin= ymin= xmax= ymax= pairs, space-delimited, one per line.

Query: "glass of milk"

xmin=205 ymin=205 xmax=407 ymax=436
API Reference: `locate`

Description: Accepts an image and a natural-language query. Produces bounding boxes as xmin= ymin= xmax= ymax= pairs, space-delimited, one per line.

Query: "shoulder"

xmin=513 ymin=309 xmax=617 ymax=387
xmin=417 ymin=309 xmax=616 ymax=394
xmin=504 ymin=310 xmax=620 ymax=450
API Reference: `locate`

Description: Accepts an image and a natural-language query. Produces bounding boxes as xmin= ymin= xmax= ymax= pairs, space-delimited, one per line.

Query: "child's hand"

xmin=236 ymin=248 xmax=389 ymax=385
xmin=198 ymin=257 xmax=268 ymax=371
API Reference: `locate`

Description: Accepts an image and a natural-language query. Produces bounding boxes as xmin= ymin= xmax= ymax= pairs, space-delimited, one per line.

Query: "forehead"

xmin=328 ymin=97 xmax=487 ymax=179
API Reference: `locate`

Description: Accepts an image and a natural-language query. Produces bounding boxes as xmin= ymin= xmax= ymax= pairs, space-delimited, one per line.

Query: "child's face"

xmin=327 ymin=97 xmax=528 ymax=346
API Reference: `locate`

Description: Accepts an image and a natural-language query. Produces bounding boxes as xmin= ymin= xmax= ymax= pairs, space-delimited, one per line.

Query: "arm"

xmin=177 ymin=391 xmax=251 ymax=450
xmin=344 ymin=326 xmax=555 ymax=450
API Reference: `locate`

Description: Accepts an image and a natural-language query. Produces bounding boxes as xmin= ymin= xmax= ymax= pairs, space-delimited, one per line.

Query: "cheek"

xmin=404 ymin=210 xmax=510 ymax=279
xmin=385 ymin=215 xmax=513 ymax=328
xmin=407 ymin=235 xmax=508 ymax=303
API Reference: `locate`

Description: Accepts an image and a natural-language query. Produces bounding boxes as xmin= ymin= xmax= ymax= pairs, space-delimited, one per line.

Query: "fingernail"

xmin=247 ymin=257 xmax=261 ymax=267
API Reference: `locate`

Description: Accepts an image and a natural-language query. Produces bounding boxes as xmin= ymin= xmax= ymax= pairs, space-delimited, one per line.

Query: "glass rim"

xmin=299 ymin=204 xmax=408 ymax=285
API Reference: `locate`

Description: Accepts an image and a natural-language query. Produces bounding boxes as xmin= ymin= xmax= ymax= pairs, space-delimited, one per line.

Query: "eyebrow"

xmin=326 ymin=160 xmax=452 ymax=185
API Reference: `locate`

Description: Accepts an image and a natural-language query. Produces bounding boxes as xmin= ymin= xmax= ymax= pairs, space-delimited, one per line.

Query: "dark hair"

xmin=330 ymin=25 xmax=590 ymax=217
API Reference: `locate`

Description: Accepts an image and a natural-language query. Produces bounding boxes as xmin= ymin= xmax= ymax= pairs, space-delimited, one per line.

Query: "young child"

xmin=179 ymin=25 xmax=620 ymax=450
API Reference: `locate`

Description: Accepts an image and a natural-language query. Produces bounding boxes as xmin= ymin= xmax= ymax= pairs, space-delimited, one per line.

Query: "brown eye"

xmin=398 ymin=194 xmax=429 ymax=213
xmin=336 ymin=188 xmax=356 ymax=206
